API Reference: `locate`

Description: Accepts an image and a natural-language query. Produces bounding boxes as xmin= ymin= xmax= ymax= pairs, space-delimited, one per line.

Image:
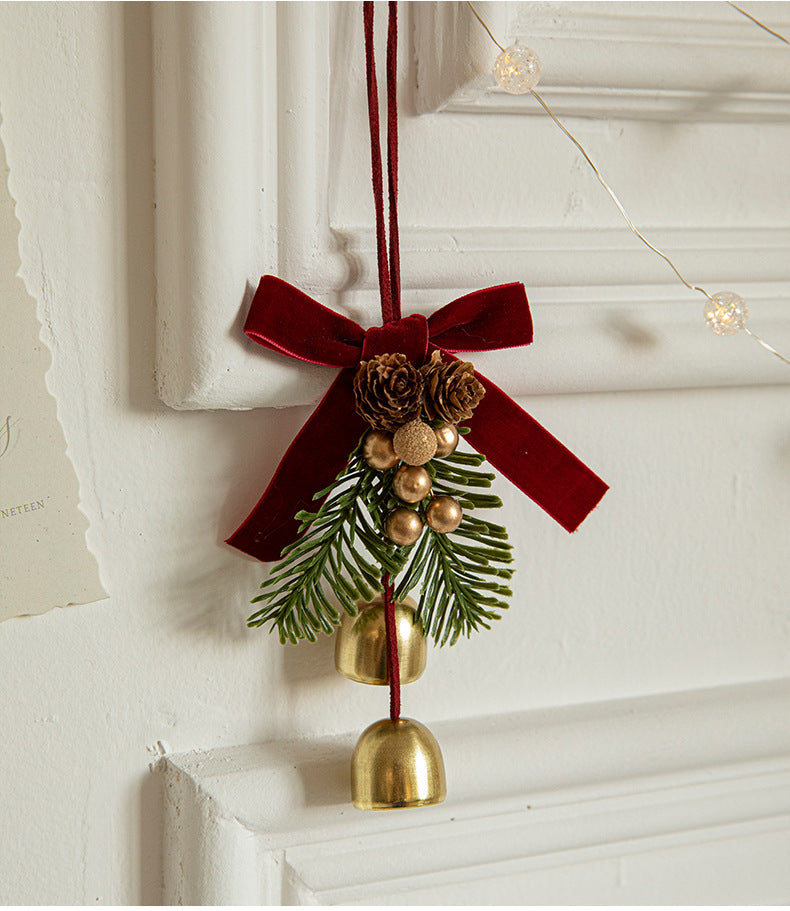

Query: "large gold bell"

xmin=335 ymin=593 xmax=426 ymax=685
xmin=351 ymin=717 xmax=447 ymax=810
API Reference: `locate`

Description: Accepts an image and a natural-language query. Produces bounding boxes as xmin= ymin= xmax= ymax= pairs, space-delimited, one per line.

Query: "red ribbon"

xmin=226 ymin=275 xmax=608 ymax=562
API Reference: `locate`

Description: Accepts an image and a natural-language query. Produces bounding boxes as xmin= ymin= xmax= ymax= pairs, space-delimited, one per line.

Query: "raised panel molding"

xmin=152 ymin=3 xmax=790 ymax=411
xmin=415 ymin=1 xmax=790 ymax=120
xmin=152 ymin=2 xmax=344 ymax=411
xmin=162 ymin=677 xmax=790 ymax=904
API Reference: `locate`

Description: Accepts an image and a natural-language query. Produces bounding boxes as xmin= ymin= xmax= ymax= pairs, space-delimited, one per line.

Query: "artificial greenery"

xmin=397 ymin=451 xmax=514 ymax=645
xmin=248 ymin=428 xmax=514 ymax=646
xmin=247 ymin=437 xmax=407 ymax=643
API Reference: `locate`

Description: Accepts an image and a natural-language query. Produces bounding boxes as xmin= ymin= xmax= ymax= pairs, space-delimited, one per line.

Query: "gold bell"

xmin=351 ymin=717 xmax=447 ymax=810
xmin=335 ymin=593 xmax=426 ymax=685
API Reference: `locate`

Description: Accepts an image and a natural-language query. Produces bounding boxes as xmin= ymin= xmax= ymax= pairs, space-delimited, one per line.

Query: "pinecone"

xmin=420 ymin=350 xmax=485 ymax=424
xmin=354 ymin=353 xmax=424 ymax=432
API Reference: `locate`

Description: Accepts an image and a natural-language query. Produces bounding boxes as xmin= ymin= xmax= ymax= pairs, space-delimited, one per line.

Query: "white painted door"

xmin=154 ymin=2 xmax=790 ymax=904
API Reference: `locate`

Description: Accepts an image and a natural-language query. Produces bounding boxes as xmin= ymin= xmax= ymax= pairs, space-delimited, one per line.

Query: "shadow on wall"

xmin=121 ymin=6 xmax=166 ymax=904
xmin=138 ymin=763 xmax=164 ymax=906
xmin=292 ymin=739 xmax=354 ymax=808
xmin=282 ymin=628 xmax=338 ymax=685
xmin=120 ymin=5 xmax=346 ymax=894
xmin=604 ymin=310 xmax=659 ymax=350
xmin=777 ymin=430 xmax=790 ymax=471
xmin=124 ymin=3 xmax=157 ymax=414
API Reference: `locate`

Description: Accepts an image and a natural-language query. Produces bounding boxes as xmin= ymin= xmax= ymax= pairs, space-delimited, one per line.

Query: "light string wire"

xmin=724 ymin=4 xmax=790 ymax=363
xmin=728 ymin=1 xmax=790 ymax=45
xmin=466 ymin=0 xmax=790 ymax=367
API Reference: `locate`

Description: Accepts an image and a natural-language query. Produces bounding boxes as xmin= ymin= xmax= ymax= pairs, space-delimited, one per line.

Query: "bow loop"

xmin=229 ymin=275 xmax=606 ymax=562
xmin=244 ymin=276 xmax=365 ymax=368
xmin=428 ymin=282 xmax=533 ymax=353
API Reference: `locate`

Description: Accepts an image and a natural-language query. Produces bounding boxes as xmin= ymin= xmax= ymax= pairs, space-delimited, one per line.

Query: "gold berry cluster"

xmin=354 ymin=351 xmax=485 ymax=546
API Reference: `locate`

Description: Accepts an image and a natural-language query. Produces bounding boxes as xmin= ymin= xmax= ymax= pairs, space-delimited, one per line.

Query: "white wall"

xmin=0 ymin=3 xmax=789 ymax=905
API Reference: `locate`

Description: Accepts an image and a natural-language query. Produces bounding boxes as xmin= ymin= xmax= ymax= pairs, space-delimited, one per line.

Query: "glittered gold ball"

xmin=393 ymin=420 xmax=437 ymax=466
xmin=434 ymin=423 xmax=459 ymax=458
xmin=386 ymin=508 xmax=424 ymax=546
xmin=425 ymin=496 xmax=462 ymax=534
xmin=392 ymin=465 xmax=432 ymax=504
xmin=363 ymin=429 xmax=398 ymax=471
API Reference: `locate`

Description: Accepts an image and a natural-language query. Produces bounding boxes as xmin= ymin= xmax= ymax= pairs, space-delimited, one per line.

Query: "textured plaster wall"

xmin=0 ymin=3 xmax=788 ymax=905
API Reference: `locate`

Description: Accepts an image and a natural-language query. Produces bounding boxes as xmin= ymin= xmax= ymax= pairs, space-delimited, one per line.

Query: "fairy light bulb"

xmin=704 ymin=290 xmax=749 ymax=336
xmin=493 ymin=44 xmax=541 ymax=94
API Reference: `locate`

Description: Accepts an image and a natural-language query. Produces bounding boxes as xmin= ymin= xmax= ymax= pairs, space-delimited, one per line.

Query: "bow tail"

xmin=227 ymin=370 xmax=367 ymax=562
xmin=465 ymin=371 xmax=608 ymax=533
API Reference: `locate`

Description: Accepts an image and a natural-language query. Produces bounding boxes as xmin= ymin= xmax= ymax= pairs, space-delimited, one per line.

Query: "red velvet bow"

xmin=227 ymin=275 xmax=608 ymax=562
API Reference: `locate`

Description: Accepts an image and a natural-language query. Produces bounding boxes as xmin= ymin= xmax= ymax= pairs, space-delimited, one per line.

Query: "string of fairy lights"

xmin=466 ymin=0 xmax=790 ymax=366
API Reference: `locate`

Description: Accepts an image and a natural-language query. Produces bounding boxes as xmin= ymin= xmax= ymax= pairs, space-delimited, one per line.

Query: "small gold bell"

xmin=351 ymin=717 xmax=447 ymax=810
xmin=335 ymin=593 xmax=426 ymax=685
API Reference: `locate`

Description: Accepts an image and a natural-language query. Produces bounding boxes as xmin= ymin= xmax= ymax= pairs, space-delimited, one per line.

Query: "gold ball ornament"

xmin=392 ymin=465 xmax=432 ymax=504
xmin=426 ymin=495 xmax=463 ymax=534
xmin=434 ymin=423 xmax=459 ymax=458
xmin=386 ymin=507 xmax=424 ymax=545
xmin=362 ymin=429 xmax=398 ymax=471
xmin=392 ymin=419 xmax=437 ymax=466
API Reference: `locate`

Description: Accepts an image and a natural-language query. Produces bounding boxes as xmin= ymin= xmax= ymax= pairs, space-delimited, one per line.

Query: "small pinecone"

xmin=420 ymin=350 xmax=485 ymax=424
xmin=354 ymin=353 xmax=424 ymax=432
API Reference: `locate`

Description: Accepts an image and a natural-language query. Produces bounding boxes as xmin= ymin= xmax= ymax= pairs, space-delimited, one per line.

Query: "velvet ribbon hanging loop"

xmin=364 ymin=0 xmax=403 ymax=722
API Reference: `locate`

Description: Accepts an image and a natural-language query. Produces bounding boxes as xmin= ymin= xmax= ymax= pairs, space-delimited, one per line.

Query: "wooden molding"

xmin=415 ymin=2 xmax=790 ymax=121
xmin=163 ymin=677 xmax=790 ymax=904
xmin=152 ymin=3 xmax=790 ymax=411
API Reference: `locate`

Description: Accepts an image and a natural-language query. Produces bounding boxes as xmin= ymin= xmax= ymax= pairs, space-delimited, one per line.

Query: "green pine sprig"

xmin=248 ymin=429 xmax=515 ymax=646
xmin=247 ymin=437 xmax=409 ymax=644
xmin=393 ymin=450 xmax=514 ymax=645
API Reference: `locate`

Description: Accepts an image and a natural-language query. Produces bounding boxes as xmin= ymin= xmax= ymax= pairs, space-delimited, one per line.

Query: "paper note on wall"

xmin=0 ymin=126 xmax=106 ymax=621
